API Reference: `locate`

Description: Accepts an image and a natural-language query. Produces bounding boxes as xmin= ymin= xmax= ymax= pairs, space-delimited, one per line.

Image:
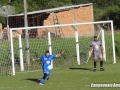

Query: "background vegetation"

xmin=0 ymin=0 xmax=120 ymax=29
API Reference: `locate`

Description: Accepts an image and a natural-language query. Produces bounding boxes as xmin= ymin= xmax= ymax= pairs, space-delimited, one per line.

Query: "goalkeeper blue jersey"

xmin=40 ymin=54 xmax=56 ymax=69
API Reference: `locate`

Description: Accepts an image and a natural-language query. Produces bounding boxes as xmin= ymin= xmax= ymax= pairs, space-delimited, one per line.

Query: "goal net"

xmin=9 ymin=20 xmax=116 ymax=75
xmin=0 ymin=25 xmax=12 ymax=76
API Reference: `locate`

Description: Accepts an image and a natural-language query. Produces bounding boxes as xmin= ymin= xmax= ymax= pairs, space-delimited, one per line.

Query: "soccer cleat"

xmin=100 ymin=68 xmax=105 ymax=71
xmin=93 ymin=69 xmax=96 ymax=72
xmin=46 ymin=76 xmax=50 ymax=80
xmin=39 ymin=83 xmax=44 ymax=85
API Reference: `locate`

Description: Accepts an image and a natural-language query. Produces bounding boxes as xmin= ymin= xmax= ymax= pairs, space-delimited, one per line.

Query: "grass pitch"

xmin=0 ymin=60 xmax=120 ymax=90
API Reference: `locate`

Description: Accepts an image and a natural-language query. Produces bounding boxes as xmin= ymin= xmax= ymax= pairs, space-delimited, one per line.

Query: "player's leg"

xmin=93 ymin=54 xmax=98 ymax=72
xmin=39 ymin=72 xmax=48 ymax=85
xmin=99 ymin=54 xmax=104 ymax=71
xmin=46 ymin=70 xmax=50 ymax=80
xmin=100 ymin=59 xmax=104 ymax=71
xmin=39 ymin=69 xmax=50 ymax=85
xmin=93 ymin=59 xmax=97 ymax=72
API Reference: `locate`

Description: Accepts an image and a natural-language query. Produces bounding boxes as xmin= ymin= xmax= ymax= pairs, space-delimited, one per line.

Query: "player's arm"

xmin=100 ymin=45 xmax=104 ymax=55
xmin=55 ymin=51 xmax=64 ymax=57
xmin=89 ymin=45 xmax=92 ymax=51
xmin=89 ymin=41 xmax=93 ymax=52
xmin=100 ymin=45 xmax=104 ymax=50
xmin=99 ymin=40 xmax=104 ymax=54
xmin=32 ymin=57 xmax=40 ymax=61
xmin=88 ymin=45 xmax=92 ymax=56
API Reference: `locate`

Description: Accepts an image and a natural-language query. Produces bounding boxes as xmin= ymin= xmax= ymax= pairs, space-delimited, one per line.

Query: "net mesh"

xmin=0 ymin=29 xmax=12 ymax=75
xmin=10 ymin=22 xmax=114 ymax=73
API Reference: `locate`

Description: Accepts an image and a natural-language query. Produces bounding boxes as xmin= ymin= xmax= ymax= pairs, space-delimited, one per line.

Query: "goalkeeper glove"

xmin=102 ymin=50 xmax=105 ymax=55
xmin=88 ymin=51 xmax=91 ymax=56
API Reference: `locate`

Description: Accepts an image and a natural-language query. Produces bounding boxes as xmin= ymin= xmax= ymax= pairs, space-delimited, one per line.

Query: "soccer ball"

xmin=48 ymin=65 xmax=52 ymax=70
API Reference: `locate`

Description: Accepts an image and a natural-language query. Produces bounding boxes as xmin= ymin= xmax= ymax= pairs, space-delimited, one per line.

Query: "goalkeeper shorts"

xmin=94 ymin=53 xmax=102 ymax=59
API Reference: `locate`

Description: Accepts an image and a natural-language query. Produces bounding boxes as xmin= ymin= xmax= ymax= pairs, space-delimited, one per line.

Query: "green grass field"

xmin=0 ymin=60 xmax=120 ymax=90
xmin=0 ymin=32 xmax=120 ymax=90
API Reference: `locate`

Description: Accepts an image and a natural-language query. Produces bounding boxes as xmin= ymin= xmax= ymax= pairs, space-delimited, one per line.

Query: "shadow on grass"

xmin=69 ymin=67 xmax=93 ymax=71
xmin=26 ymin=78 xmax=39 ymax=83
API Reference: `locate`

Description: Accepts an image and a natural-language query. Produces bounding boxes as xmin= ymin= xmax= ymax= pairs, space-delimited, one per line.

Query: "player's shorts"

xmin=94 ymin=53 xmax=102 ymax=60
xmin=43 ymin=68 xmax=50 ymax=75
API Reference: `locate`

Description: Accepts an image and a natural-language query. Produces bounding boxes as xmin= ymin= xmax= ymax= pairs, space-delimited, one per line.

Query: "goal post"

xmin=71 ymin=26 xmax=80 ymax=65
xmin=111 ymin=22 xmax=116 ymax=64
xmin=10 ymin=28 xmax=15 ymax=75
xmin=9 ymin=20 xmax=116 ymax=75
xmin=18 ymin=32 xmax=24 ymax=71
xmin=101 ymin=27 xmax=106 ymax=61
xmin=47 ymin=30 xmax=53 ymax=69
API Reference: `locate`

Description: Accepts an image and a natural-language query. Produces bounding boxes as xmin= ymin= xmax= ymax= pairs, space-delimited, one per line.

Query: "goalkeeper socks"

xmin=100 ymin=61 xmax=103 ymax=68
xmin=94 ymin=61 xmax=96 ymax=69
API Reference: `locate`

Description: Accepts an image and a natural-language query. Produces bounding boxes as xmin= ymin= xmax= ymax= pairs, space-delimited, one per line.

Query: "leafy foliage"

xmin=0 ymin=0 xmax=120 ymax=29
xmin=99 ymin=5 xmax=120 ymax=29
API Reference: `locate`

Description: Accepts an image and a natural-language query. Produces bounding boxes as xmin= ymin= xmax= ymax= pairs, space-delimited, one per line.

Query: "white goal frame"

xmin=10 ymin=20 xmax=116 ymax=75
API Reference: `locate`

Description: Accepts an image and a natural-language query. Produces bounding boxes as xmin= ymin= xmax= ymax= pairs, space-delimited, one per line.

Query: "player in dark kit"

xmin=89 ymin=36 xmax=105 ymax=72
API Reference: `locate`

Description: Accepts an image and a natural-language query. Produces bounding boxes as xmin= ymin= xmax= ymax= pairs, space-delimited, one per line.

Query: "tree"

xmin=99 ymin=5 xmax=120 ymax=29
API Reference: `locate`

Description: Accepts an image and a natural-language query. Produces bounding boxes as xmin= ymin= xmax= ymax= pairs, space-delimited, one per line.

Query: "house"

xmin=8 ymin=3 xmax=94 ymax=37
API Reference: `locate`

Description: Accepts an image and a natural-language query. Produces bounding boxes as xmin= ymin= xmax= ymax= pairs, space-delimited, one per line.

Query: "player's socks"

xmin=100 ymin=61 xmax=103 ymax=67
xmin=100 ymin=61 xmax=104 ymax=70
xmin=46 ymin=76 xmax=50 ymax=80
xmin=93 ymin=61 xmax=96 ymax=72
xmin=94 ymin=61 xmax=96 ymax=68
xmin=39 ymin=78 xmax=44 ymax=84
xmin=100 ymin=61 xmax=105 ymax=71
xmin=94 ymin=61 xmax=96 ymax=67
xmin=39 ymin=73 xmax=47 ymax=84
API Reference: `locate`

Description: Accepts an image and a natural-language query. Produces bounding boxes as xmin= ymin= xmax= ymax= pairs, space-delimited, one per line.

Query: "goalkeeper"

xmin=32 ymin=50 xmax=64 ymax=85
xmin=89 ymin=36 xmax=105 ymax=72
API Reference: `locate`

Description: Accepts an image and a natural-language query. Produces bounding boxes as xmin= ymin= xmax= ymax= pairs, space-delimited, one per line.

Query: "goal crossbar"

xmin=10 ymin=20 xmax=113 ymax=30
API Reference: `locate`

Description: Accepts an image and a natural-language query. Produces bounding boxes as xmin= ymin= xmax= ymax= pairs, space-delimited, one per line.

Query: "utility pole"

xmin=23 ymin=0 xmax=30 ymax=66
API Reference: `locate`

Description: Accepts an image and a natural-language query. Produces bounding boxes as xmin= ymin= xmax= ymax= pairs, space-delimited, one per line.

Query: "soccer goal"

xmin=9 ymin=20 xmax=116 ymax=75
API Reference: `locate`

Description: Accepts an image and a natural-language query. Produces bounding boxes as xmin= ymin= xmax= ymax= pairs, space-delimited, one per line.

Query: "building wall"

xmin=37 ymin=5 xmax=93 ymax=37
xmin=9 ymin=4 xmax=93 ymax=37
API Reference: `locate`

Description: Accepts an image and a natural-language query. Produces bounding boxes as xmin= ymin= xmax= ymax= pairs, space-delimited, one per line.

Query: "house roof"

xmin=8 ymin=3 xmax=92 ymax=17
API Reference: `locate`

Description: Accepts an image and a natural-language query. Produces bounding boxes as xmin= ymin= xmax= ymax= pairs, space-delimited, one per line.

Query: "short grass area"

xmin=0 ymin=60 xmax=120 ymax=90
xmin=0 ymin=32 xmax=120 ymax=90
